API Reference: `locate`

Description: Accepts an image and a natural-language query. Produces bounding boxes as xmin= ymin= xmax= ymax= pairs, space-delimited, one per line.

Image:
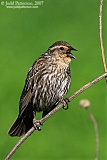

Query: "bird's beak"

xmin=66 ymin=46 xmax=77 ymax=59
xmin=67 ymin=53 xmax=76 ymax=59
xmin=69 ymin=46 xmax=78 ymax=51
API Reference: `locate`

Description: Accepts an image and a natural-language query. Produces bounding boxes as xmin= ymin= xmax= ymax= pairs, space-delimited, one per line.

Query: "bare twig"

xmin=86 ymin=108 xmax=99 ymax=160
xmin=4 ymin=128 xmax=35 ymax=160
xmin=99 ymin=0 xmax=107 ymax=82
xmin=4 ymin=72 xmax=107 ymax=160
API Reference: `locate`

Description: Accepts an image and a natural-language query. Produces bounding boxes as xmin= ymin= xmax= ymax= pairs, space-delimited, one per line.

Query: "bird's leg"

xmin=60 ymin=97 xmax=70 ymax=110
xmin=33 ymin=111 xmax=41 ymax=131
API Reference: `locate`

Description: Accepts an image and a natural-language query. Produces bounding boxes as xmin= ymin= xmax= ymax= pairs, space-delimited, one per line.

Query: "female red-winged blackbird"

xmin=8 ymin=41 xmax=77 ymax=137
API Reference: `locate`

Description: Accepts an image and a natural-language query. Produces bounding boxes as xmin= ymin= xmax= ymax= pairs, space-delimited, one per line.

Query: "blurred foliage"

xmin=0 ymin=0 xmax=107 ymax=159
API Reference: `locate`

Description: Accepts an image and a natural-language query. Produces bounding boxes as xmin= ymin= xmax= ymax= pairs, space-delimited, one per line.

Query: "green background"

xmin=0 ymin=0 xmax=106 ymax=159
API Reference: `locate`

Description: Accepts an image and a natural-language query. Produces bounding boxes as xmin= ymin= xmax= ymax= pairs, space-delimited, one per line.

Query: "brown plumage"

xmin=8 ymin=41 xmax=77 ymax=137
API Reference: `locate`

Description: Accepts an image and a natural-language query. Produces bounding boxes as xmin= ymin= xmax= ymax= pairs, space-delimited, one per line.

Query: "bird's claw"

xmin=63 ymin=104 xmax=69 ymax=110
xmin=60 ymin=98 xmax=70 ymax=110
xmin=33 ymin=119 xmax=41 ymax=131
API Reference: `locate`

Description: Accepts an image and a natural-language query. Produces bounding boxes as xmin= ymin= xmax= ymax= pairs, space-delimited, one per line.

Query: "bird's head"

xmin=48 ymin=41 xmax=77 ymax=64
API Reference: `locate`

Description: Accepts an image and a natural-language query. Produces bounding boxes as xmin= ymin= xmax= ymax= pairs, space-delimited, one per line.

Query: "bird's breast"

xmin=33 ymin=63 xmax=71 ymax=112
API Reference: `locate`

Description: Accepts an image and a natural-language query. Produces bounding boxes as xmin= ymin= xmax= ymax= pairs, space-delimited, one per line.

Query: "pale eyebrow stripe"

xmin=49 ymin=45 xmax=68 ymax=51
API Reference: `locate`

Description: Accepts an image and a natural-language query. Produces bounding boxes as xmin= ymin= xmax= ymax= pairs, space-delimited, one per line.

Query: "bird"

xmin=8 ymin=41 xmax=77 ymax=137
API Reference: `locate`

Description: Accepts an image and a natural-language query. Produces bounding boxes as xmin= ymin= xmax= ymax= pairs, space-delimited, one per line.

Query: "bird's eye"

xmin=60 ymin=47 xmax=64 ymax=50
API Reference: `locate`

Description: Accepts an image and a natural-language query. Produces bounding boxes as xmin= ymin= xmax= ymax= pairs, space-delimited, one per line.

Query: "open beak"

xmin=67 ymin=53 xmax=76 ymax=59
xmin=66 ymin=46 xmax=77 ymax=59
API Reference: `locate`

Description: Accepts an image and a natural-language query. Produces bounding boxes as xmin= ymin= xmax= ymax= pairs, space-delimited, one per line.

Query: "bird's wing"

xmin=19 ymin=53 xmax=51 ymax=116
xmin=19 ymin=59 xmax=41 ymax=115
xmin=19 ymin=67 xmax=36 ymax=114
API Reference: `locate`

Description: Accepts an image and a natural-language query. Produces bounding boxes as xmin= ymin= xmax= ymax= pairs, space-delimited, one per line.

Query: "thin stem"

xmin=86 ymin=108 xmax=99 ymax=160
xmin=4 ymin=72 xmax=107 ymax=160
xmin=99 ymin=0 xmax=107 ymax=82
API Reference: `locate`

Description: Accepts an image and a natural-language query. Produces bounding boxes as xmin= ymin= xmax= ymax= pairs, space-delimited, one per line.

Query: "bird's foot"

xmin=33 ymin=119 xmax=42 ymax=131
xmin=60 ymin=97 xmax=70 ymax=110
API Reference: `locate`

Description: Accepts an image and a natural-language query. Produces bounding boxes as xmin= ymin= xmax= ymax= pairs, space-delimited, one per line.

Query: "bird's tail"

xmin=8 ymin=112 xmax=34 ymax=137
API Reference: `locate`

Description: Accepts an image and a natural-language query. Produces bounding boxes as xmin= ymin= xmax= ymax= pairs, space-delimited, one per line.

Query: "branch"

xmin=99 ymin=0 xmax=107 ymax=82
xmin=4 ymin=72 xmax=107 ymax=160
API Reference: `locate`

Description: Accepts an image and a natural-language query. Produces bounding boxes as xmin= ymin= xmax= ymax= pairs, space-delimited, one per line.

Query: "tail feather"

xmin=8 ymin=112 xmax=34 ymax=137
